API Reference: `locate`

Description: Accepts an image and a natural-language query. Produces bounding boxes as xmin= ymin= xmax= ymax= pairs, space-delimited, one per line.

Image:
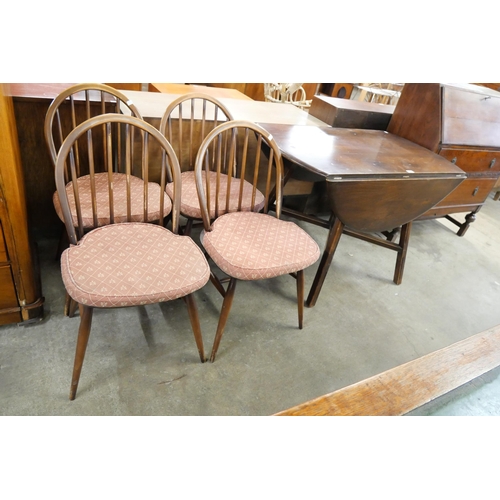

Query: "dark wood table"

xmin=259 ymin=124 xmax=467 ymax=307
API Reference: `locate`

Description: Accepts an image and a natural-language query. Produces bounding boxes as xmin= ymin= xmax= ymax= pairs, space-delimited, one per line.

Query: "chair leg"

xmin=55 ymin=224 xmax=69 ymax=260
xmin=182 ymin=293 xmax=206 ymax=363
xmin=183 ymin=218 xmax=194 ymax=236
xmin=210 ymin=277 xmax=237 ymax=362
xmin=296 ymin=269 xmax=304 ymax=329
xmin=69 ymin=305 xmax=93 ymax=400
xmin=64 ymin=293 xmax=79 ymax=318
xmin=209 ymin=271 xmax=227 ymax=297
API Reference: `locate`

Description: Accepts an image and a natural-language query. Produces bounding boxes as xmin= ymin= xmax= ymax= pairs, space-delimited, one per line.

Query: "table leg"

xmin=393 ymin=221 xmax=412 ymax=285
xmin=306 ymin=217 xmax=344 ymax=308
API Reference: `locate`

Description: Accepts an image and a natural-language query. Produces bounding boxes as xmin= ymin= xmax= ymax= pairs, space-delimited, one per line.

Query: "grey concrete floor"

xmin=1 ymin=194 xmax=500 ymax=416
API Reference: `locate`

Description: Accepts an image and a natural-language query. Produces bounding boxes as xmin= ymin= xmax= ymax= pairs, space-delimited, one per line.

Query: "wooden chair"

xmin=194 ymin=120 xmax=320 ymax=361
xmin=44 ymin=83 xmax=158 ymax=316
xmin=263 ymin=83 xmax=312 ymax=109
xmin=55 ymin=114 xmax=210 ymax=400
xmin=159 ymin=93 xmax=235 ymax=235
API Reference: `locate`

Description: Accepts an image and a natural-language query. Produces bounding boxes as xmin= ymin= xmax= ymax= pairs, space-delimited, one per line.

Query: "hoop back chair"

xmin=160 ymin=93 xmax=261 ymax=234
xmin=194 ymin=120 xmax=320 ymax=361
xmin=45 ymin=83 xmax=167 ymax=228
xmin=55 ymin=114 xmax=210 ymax=400
xmin=45 ymin=84 xmax=169 ymax=315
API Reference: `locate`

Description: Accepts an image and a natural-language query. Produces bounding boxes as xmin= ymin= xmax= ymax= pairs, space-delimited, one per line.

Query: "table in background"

xmin=148 ymin=83 xmax=252 ymax=100
xmin=121 ymin=89 xmax=324 ymax=126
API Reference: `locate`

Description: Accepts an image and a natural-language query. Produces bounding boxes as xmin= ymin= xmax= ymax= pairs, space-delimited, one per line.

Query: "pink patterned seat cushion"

xmin=61 ymin=223 xmax=210 ymax=308
xmin=53 ymin=173 xmax=172 ymax=228
xmin=166 ymin=171 xmax=265 ymax=220
xmin=201 ymin=212 xmax=320 ymax=280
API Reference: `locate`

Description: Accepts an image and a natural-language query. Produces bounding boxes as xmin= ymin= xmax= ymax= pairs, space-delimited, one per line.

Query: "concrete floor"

xmin=1 ymin=193 xmax=500 ymax=416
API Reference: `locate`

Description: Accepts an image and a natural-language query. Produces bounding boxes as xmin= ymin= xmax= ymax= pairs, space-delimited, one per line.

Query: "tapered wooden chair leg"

xmin=210 ymin=278 xmax=237 ymax=362
xmin=296 ymin=269 xmax=304 ymax=329
xmin=64 ymin=293 xmax=72 ymax=317
xmin=183 ymin=218 xmax=194 ymax=236
xmin=183 ymin=293 xmax=206 ymax=362
xmin=69 ymin=305 xmax=93 ymax=400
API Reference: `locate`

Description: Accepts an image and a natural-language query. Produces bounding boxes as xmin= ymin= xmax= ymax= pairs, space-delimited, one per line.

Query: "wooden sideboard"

xmin=0 ymin=85 xmax=44 ymax=325
xmin=387 ymin=83 xmax=500 ymax=236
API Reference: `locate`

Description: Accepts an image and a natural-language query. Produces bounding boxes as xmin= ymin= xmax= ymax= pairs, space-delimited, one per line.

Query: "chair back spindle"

xmin=194 ymin=120 xmax=283 ymax=231
xmin=55 ymin=114 xmax=181 ymax=246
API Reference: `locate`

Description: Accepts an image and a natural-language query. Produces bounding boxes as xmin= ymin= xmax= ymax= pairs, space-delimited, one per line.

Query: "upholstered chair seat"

xmin=61 ymin=223 xmax=209 ymax=308
xmin=54 ymin=173 xmax=172 ymax=228
xmin=166 ymin=171 xmax=264 ymax=221
xmin=201 ymin=212 xmax=319 ymax=281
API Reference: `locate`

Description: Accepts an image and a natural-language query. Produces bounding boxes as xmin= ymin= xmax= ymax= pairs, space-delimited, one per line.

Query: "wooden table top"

xmin=121 ymin=90 xmax=325 ymax=126
xmin=149 ymin=83 xmax=252 ymax=100
xmin=259 ymin=123 xmax=467 ymax=179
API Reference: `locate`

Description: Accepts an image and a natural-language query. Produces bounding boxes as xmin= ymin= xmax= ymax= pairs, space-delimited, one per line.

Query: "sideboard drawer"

xmin=434 ymin=177 xmax=497 ymax=207
xmin=439 ymin=148 xmax=500 ymax=173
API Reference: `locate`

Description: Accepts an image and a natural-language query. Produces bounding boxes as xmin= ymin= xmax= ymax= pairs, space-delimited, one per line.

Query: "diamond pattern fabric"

xmin=53 ymin=173 xmax=172 ymax=228
xmin=166 ymin=171 xmax=265 ymax=220
xmin=201 ymin=212 xmax=320 ymax=280
xmin=61 ymin=223 xmax=210 ymax=308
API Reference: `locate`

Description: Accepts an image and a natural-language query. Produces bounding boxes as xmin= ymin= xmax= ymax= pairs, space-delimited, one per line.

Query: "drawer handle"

xmin=489 ymin=158 xmax=496 ymax=168
xmin=451 ymin=157 xmax=457 ymax=164
xmin=472 ymin=187 xmax=479 ymax=196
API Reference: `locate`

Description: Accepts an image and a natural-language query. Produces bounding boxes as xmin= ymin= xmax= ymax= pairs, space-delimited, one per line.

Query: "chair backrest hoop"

xmin=44 ymin=83 xmax=142 ymax=167
xmin=159 ymin=93 xmax=234 ymax=173
xmin=193 ymin=120 xmax=284 ymax=230
xmin=54 ymin=113 xmax=181 ymax=245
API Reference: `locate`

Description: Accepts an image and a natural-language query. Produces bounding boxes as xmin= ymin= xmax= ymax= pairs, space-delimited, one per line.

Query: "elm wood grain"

xmin=388 ymin=83 xmax=500 ymax=236
xmin=259 ymin=123 xmax=466 ymax=307
xmin=274 ymin=323 xmax=500 ymax=416
xmin=0 ymin=86 xmax=44 ymax=325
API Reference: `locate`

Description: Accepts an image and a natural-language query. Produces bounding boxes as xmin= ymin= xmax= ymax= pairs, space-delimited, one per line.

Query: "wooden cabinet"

xmin=308 ymin=94 xmax=395 ymax=130
xmin=0 ymin=85 xmax=44 ymax=326
xmin=387 ymin=83 xmax=500 ymax=235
